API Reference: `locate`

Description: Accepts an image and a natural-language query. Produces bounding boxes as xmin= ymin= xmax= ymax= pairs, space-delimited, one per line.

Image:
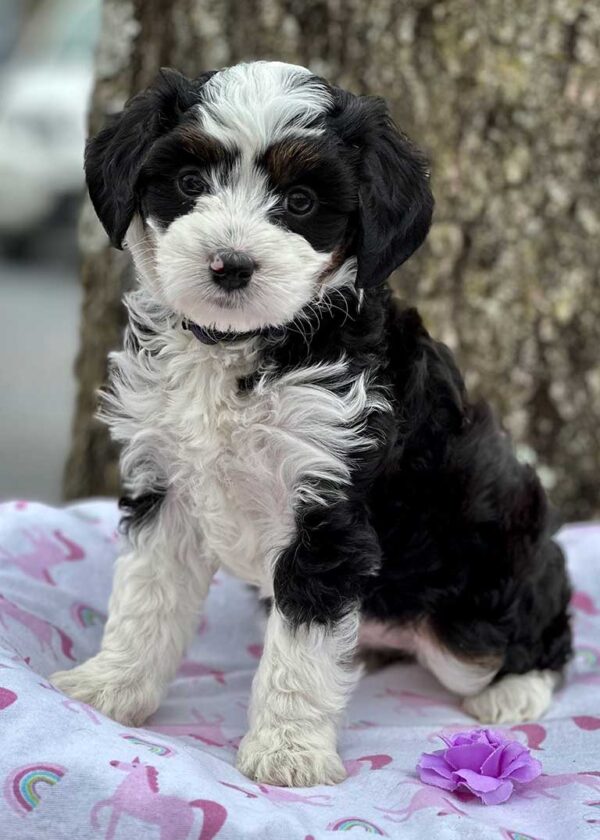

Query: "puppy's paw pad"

xmin=463 ymin=670 xmax=556 ymax=724
xmin=237 ymin=731 xmax=346 ymax=787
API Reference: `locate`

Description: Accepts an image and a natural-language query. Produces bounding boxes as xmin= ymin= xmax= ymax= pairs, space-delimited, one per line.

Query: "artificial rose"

xmin=417 ymin=728 xmax=542 ymax=805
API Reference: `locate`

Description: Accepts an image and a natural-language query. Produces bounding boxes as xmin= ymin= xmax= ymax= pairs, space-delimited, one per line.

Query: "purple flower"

xmin=417 ymin=728 xmax=542 ymax=805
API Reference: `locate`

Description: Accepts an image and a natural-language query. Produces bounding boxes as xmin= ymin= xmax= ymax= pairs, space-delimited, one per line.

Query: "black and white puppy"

xmin=52 ymin=61 xmax=572 ymax=787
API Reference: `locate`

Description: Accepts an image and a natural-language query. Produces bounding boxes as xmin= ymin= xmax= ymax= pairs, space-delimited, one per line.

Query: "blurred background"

xmin=0 ymin=0 xmax=598 ymax=518
xmin=0 ymin=0 xmax=100 ymax=501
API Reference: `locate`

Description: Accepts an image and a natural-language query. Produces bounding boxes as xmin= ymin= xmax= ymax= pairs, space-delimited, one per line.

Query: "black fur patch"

xmin=85 ymin=68 xmax=217 ymax=247
xmin=258 ymin=137 xmax=358 ymax=254
xmin=119 ymin=490 xmax=166 ymax=536
xmin=326 ymin=86 xmax=435 ymax=287
xmin=266 ymin=293 xmax=572 ymax=676
xmin=138 ymin=126 xmax=239 ymax=228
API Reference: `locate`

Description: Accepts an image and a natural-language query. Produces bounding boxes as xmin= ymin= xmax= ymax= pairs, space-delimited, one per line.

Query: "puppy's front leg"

xmin=237 ymin=607 xmax=359 ymax=787
xmin=237 ymin=503 xmax=377 ymax=787
xmin=51 ymin=497 xmax=216 ymax=726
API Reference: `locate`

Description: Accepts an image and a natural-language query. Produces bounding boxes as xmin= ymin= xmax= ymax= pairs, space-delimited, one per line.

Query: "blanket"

xmin=0 ymin=499 xmax=598 ymax=839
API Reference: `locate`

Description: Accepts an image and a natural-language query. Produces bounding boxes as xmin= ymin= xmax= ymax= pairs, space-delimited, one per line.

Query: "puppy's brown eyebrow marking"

xmin=261 ymin=138 xmax=322 ymax=184
xmin=177 ymin=125 xmax=235 ymax=164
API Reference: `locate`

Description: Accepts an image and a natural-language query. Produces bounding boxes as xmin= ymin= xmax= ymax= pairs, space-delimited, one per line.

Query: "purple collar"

xmin=183 ymin=320 xmax=277 ymax=345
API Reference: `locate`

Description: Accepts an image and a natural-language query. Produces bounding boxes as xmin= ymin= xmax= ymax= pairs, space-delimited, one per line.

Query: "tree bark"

xmin=65 ymin=0 xmax=600 ymax=521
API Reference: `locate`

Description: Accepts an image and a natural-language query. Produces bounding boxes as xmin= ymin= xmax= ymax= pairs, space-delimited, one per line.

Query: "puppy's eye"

xmin=284 ymin=186 xmax=317 ymax=217
xmin=177 ymin=168 xmax=205 ymax=198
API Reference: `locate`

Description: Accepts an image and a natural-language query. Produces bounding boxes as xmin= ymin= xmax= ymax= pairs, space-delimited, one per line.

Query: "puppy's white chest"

xmin=168 ymin=344 xmax=369 ymax=590
xmin=110 ymin=329 xmax=379 ymax=593
xmin=187 ymin=374 xmax=294 ymax=588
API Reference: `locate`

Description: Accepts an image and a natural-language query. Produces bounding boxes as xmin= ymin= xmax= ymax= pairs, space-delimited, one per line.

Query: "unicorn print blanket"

xmin=0 ymin=499 xmax=599 ymax=839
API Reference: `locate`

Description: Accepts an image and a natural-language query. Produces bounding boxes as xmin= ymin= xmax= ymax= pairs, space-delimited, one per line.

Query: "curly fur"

xmin=52 ymin=60 xmax=572 ymax=787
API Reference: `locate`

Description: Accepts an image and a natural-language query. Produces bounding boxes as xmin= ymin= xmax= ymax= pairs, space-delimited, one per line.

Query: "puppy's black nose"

xmin=209 ymin=249 xmax=255 ymax=291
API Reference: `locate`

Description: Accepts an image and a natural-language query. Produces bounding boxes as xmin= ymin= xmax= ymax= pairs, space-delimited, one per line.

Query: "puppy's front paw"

xmin=236 ymin=729 xmax=347 ymax=787
xmin=50 ymin=656 xmax=161 ymax=727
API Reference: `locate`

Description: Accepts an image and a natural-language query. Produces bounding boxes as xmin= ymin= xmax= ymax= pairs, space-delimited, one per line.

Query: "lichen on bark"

xmin=65 ymin=0 xmax=600 ymax=520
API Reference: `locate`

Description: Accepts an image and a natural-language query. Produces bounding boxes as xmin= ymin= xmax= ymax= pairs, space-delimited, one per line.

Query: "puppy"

xmin=52 ymin=61 xmax=572 ymax=787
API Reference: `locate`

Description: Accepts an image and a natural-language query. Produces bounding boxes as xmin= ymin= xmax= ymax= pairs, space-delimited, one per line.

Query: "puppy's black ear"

xmin=331 ymin=91 xmax=434 ymax=287
xmin=85 ymin=68 xmax=215 ymax=248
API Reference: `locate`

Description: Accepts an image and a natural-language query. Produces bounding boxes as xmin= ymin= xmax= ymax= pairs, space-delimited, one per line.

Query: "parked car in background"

xmin=0 ymin=0 xmax=23 ymax=67
xmin=0 ymin=0 xmax=100 ymax=256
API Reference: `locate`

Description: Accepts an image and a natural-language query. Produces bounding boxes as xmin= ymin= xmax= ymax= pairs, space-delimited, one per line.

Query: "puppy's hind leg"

xmin=415 ymin=631 xmax=559 ymax=723
xmin=463 ymin=540 xmax=571 ymax=724
xmin=415 ymin=629 xmax=501 ymax=698
xmin=463 ymin=671 xmax=559 ymax=724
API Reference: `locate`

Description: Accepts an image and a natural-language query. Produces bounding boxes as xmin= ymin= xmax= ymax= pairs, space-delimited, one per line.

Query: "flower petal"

xmin=481 ymin=780 xmax=514 ymax=805
xmin=498 ymin=741 xmax=526 ymax=774
xmin=485 ymin=728 xmax=509 ymax=747
xmin=506 ymin=758 xmax=542 ymax=783
xmin=453 ymin=768 xmax=504 ymax=793
xmin=418 ymin=752 xmax=454 ymax=779
xmin=444 ymin=743 xmax=494 ymax=771
xmin=418 ymin=766 xmax=459 ymax=791
xmin=480 ymin=745 xmax=505 ymax=777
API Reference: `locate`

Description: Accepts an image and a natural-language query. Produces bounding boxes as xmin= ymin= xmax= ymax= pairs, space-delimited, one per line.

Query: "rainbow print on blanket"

xmin=70 ymin=602 xmax=105 ymax=628
xmin=328 ymin=817 xmax=386 ymax=834
xmin=5 ymin=764 xmax=67 ymax=814
xmin=121 ymin=734 xmax=177 ymax=757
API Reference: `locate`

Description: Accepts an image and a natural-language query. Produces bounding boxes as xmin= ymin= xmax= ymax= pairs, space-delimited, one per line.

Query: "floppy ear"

xmin=331 ymin=91 xmax=434 ymax=287
xmin=85 ymin=68 xmax=215 ymax=248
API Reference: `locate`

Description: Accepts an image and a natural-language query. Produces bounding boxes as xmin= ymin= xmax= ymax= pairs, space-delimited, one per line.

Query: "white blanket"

xmin=0 ymin=499 xmax=598 ymax=839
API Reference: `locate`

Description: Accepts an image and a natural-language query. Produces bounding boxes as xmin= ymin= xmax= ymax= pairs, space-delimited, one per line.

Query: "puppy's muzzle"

xmin=210 ymin=249 xmax=256 ymax=291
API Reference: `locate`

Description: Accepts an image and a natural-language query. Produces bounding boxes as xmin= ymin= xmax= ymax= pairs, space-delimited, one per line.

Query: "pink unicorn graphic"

xmin=585 ymin=799 xmax=600 ymax=825
xmin=0 ymin=687 xmax=17 ymax=709
xmin=0 ymin=594 xmax=75 ymax=661
xmin=378 ymin=687 xmax=452 ymax=716
xmin=91 ymin=758 xmax=227 ymax=840
xmin=377 ymin=780 xmax=469 ymax=822
xmin=177 ymin=660 xmax=226 ymax=685
xmin=519 ymin=772 xmax=600 ymax=801
xmin=571 ymin=590 xmax=599 ymax=616
xmin=150 ymin=710 xmax=239 ymax=749
xmin=345 ymin=754 xmax=393 ymax=777
xmin=220 ymin=780 xmax=332 ymax=806
xmin=0 ymin=528 xmax=84 ymax=584
xmin=346 ymin=719 xmax=378 ymax=731
xmin=510 ymin=723 xmax=547 ymax=750
xmin=573 ymin=715 xmax=600 ymax=731
xmin=40 ymin=681 xmax=101 ymax=723
xmin=62 ymin=698 xmax=102 ymax=724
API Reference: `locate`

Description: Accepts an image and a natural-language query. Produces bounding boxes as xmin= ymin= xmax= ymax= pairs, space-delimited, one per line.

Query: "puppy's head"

xmin=86 ymin=61 xmax=433 ymax=332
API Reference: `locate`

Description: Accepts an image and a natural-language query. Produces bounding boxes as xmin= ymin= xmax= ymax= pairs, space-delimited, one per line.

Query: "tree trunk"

xmin=65 ymin=0 xmax=600 ymax=521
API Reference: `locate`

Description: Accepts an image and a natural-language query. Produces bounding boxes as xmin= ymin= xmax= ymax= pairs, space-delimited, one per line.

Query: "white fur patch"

xmin=236 ymin=609 xmax=358 ymax=786
xmin=200 ymin=61 xmax=331 ymax=151
xmin=463 ymin=670 xmax=558 ymax=724
xmin=101 ymin=288 xmax=389 ymax=596
xmin=415 ymin=631 xmax=500 ymax=697
xmin=152 ymin=173 xmax=333 ymax=332
xmin=357 ymin=621 xmax=499 ymax=698
xmin=51 ymin=493 xmax=217 ymax=725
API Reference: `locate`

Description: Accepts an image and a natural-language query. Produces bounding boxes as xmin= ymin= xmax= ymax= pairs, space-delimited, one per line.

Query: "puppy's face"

xmin=138 ymin=67 xmax=357 ymax=331
xmin=86 ymin=62 xmax=433 ymax=332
